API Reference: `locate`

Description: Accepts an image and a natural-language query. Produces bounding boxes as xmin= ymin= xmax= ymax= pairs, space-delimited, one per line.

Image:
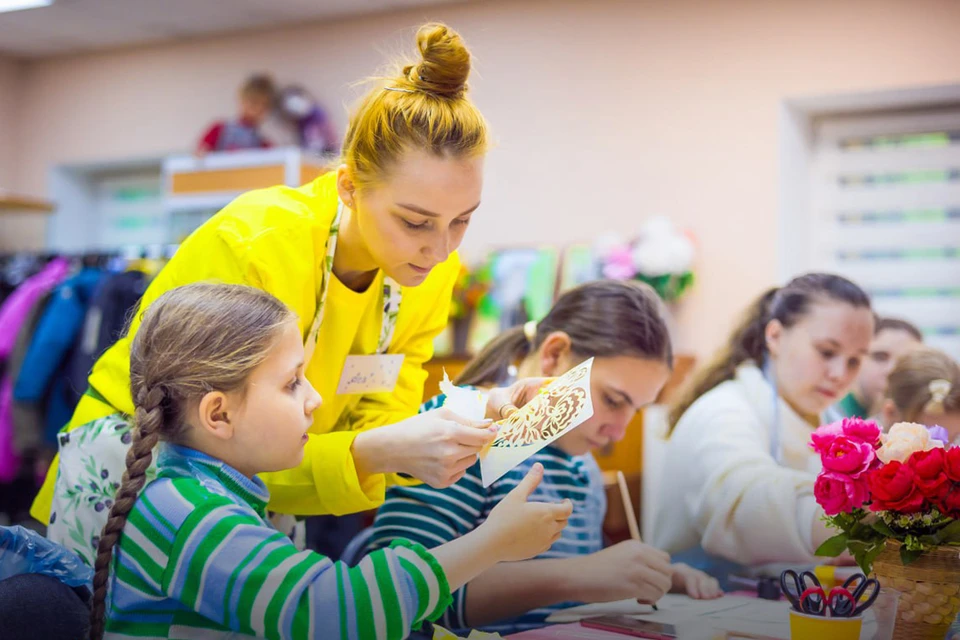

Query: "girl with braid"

xmin=88 ymin=283 xmax=572 ymax=640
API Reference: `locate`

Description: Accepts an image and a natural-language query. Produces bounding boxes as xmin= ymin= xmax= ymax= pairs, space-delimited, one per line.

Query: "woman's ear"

xmin=336 ymin=164 xmax=356 ymax=210
xmin=538 ymin=331 xmax=573 ymax=377
xmin=197 ymin=391 xmax=235 ymax=441
xmin=764 ymin=319 xmax=783 ymax=359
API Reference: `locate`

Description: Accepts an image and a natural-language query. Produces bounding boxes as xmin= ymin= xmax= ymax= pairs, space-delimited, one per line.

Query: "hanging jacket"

xmin=0 ymin=258 xmax=70 ymax=481
xmin=64 ymin=269 xmax=148 ymax=402
xmin=6 ymin=291 xmax=52 ymax=454
xmin=14 ymin=267 xmax=104 ymax=443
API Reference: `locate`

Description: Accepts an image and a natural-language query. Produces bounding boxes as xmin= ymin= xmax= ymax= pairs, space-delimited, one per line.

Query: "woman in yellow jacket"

xmin=36 ymin=23 xmax=522 ymax=566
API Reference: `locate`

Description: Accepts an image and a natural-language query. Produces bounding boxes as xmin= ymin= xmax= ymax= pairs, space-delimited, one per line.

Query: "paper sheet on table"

xmin=545 ymin=593 xmax=754 ymax=623
xmin=479 ymin=358 xmax=594 ymax=487
xmin=433 ymin=625 xmax=504 ymax=639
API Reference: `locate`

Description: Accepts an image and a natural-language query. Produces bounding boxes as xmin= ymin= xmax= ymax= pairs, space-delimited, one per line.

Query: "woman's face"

xmin=529 ymin=343 xmax=670 ymax=457
xmin=343 ymin=149 xmax=484 ymax=287
xmin=766 ymin=300 xmax=874 ymax=419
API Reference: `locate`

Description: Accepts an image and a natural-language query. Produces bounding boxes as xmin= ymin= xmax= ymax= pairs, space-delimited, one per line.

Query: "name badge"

xmin=337 ymin=354 xmax=405 ymax=395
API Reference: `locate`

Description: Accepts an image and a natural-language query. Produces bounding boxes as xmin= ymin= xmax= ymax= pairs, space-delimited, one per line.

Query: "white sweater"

xmin=651 ymin=363 xmax=823 ymax=567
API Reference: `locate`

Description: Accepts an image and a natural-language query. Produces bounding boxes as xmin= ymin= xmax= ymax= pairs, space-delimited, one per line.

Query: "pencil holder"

xmin=789 ymin=610 xmax=862 ymax=640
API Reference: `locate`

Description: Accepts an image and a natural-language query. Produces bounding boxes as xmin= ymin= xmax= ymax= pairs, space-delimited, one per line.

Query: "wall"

xmin=0 ymin=56 xmax=38 ymax=249
xmin=6 ymin=0 xmax=960 ymax=357
xmin=0 ymin=55 xmax=21 ymax=187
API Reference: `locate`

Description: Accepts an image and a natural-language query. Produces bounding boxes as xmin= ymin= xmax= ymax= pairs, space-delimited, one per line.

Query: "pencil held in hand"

xmin=616 ymin=470 xmax=659 ymax=611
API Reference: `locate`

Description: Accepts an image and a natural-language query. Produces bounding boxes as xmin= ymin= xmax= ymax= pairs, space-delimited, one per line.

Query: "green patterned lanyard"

xmin=303 ymin=200 xmax=402 ymax=365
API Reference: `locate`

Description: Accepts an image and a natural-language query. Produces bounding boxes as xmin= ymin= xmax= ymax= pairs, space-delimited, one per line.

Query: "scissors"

xmin=780 ymin=570 xmax=858 ymax=617
xmin=780 ymin=570 xmax=824 ymax=614
xmin=832 ymin=574 xmax=881 ymax=617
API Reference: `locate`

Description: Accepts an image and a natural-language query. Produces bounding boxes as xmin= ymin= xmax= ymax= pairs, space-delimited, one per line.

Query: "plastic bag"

xmin=0 ymin=525 xmax=93 ymax=587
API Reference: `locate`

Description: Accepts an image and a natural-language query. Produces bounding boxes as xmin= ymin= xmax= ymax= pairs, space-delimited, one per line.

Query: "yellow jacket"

xmin=31 ymin=172 xmax=458 ymax=522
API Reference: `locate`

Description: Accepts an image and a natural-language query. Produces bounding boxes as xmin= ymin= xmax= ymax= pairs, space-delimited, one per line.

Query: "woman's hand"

xmin=352 ymin=407 xmax=497 ymax=487
xmin=486 ymin=377 xmax=554 ymax=421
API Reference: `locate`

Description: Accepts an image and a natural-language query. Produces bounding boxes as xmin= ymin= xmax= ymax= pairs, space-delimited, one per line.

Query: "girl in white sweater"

xmin=652 ymin=273 xmax=874 ymax=578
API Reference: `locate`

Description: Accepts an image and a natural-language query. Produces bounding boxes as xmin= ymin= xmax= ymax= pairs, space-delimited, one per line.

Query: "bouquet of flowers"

xmin=811 ymin=418 xmax=960 ymax=573
xmin=449 ymin=263 xmax=490 ymax=321
xmin=594 ymin=217 xmax=695 ymax=302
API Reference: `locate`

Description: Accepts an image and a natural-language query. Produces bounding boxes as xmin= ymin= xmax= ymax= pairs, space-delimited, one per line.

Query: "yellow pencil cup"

xmin=788 ymin=610 xmax=862 ymax=640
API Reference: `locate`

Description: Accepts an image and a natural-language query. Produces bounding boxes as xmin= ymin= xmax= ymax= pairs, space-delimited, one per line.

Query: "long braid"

xmin=88 ymin=386 xmax=166 ymax=640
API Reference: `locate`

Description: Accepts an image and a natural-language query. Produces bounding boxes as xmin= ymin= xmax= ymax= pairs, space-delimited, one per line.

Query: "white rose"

xmin=876 ymin=422 xmax=944 ymax=464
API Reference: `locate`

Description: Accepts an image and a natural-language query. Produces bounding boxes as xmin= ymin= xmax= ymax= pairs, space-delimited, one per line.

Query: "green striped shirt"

xmin=105 ymin=443 xmax=451 ymax=639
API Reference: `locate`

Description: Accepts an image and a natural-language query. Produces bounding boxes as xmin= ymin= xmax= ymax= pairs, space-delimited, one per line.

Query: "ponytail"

xmin=455 ymin=326 xmax=531 ymax=387
xmin=668 ymin=288 xmax=776 ymax=433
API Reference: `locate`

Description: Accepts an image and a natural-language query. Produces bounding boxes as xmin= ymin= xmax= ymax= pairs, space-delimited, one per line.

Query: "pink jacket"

xmin=0 ymin=257 xmax=70 ymax=480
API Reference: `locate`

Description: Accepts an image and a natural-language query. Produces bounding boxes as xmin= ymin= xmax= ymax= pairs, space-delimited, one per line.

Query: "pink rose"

xmin=811 ymin=421 xmax=844 ymax=453
xmin=811 ymin=418 xmax=881 ymax=455
xmin=602 ymin=248 xmax=637 ymax=280
xmin=841 ymin=417 xmax=881 ymax=445
xmin=815 ymin=471 xmax=870 ymax=516
xmin=821 ymin=436 xmax=877 ymax=477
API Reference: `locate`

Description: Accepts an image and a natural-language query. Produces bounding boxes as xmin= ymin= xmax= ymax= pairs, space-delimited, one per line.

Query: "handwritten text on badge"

xmin=336 ymin=354 xmax=405 ymax=395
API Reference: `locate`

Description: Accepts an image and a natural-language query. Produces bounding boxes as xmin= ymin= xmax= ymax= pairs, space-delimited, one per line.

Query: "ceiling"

xmin=0 ymin=0 xmax=473 ymax=58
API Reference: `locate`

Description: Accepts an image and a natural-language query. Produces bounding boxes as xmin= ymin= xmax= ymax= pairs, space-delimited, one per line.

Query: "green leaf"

xmin=851 ymin=541 xmax=886 ymax=575
xmin=933 ymin=519 xmax=960 ymax=544
xmin=816 ymin=533 xmax=849 ymax=557
xmin=900 ymin=545 xmax=924 ymax=565
xmin=871 ymin=519 xmax=897 ymax=537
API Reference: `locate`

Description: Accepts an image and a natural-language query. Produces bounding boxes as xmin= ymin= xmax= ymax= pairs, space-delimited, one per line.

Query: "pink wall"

xmin=0 ymin=55 xmax=22 ymax=186
xmin=4 ymin=0 xmax=960 ymax=357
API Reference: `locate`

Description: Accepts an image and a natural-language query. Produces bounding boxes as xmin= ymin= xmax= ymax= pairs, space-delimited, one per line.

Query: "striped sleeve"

xmin=367 ymin=464 xmax=489 ymax=628
xmin=156 ymin=478 xmax=451 ymax=640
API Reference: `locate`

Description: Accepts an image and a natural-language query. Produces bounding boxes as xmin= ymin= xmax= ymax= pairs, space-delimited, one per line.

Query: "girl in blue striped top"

xmin=368 ymin=280 xmax=722 ymax=634
xmin=87 ymin=283 xmax=572 ymax=640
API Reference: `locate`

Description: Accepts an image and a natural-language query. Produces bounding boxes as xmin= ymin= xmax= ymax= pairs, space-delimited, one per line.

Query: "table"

xmin=507 ymin=594 xmax=879 ymax=640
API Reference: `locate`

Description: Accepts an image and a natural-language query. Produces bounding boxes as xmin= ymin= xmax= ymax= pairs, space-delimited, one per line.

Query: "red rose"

xmin=938 ymin=488 xmax=960 ymax=518
xmin=868 ymin=461 xmax=926 ymax=513
xmin=945 ymin=448 xmax=960 ymax=482
xmin=909 ymin=449 xmax=951 ymax=500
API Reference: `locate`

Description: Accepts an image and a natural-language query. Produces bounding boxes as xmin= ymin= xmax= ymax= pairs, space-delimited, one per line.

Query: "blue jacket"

xmin=14 ymin=268 xmax=103 ymax=440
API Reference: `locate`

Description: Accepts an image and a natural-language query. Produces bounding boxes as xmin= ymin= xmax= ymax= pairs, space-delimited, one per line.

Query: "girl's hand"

xmin=670 ymin=562 xmax=723 ymax=599
xmin=480 ymin=463 xmax=573 ymax=561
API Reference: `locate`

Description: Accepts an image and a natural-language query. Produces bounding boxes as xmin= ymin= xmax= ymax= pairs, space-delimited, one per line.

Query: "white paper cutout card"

xmin=439 ymin=370 xmax=487 ymax=421
xmin=337 ymin=354 xmax=405 ymax=395
xmin=479 ymin=357 xmax=594 ymax=487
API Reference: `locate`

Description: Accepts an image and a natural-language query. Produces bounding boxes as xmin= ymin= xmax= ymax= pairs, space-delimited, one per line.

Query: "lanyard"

xmin=303 ymin=200 xmax=402 ymax=364
xmin=762 ymin=359 xmax=784 ymax=464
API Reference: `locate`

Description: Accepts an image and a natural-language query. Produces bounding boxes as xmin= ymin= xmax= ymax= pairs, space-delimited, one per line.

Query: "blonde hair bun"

xmin=403 ymin=23 xmax=471 ymax=97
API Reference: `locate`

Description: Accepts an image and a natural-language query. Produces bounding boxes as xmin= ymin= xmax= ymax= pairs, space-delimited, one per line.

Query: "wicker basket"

xmin=871 ymin=540 xmax=960 ymax=640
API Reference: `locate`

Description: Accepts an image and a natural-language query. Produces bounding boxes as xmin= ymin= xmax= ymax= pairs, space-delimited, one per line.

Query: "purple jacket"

xmin=0 ymin=257 xmax=70 ymax=479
